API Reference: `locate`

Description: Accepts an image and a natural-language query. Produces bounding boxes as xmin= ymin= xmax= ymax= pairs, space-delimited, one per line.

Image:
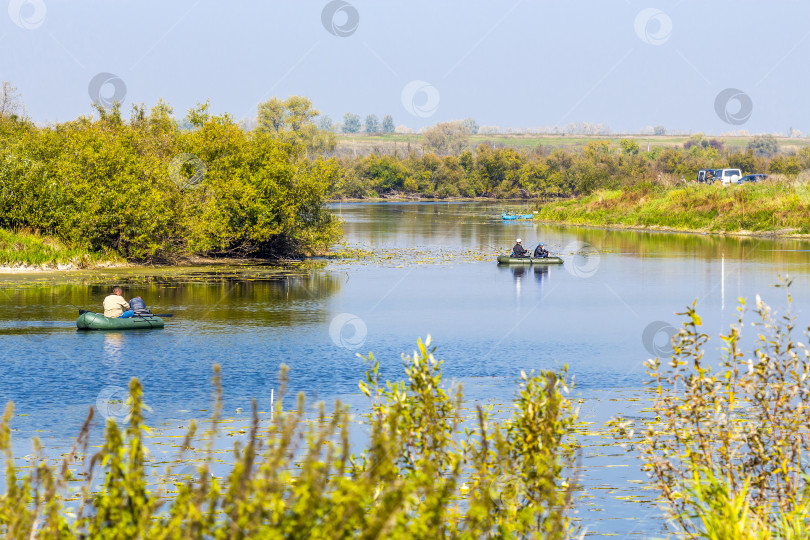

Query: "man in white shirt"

xmin=103 ymin=287 xmax=133 ymax=318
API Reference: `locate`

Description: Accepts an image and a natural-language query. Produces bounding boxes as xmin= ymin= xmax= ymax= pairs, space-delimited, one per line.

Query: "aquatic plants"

xmin=611 ymin=277 xmax=810 ymax=538
xmin=0 ymin=337 xmax=579 ymax=538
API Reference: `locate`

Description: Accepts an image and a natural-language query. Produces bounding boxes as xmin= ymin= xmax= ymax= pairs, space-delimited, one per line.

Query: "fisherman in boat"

xmin=129 ymin=296 xmax=153 ymax=317
xmin=533 ymin=242 xmax=549 ymax=259
xmin=512 ymin=238 xmax=529 ymax=258
xmin=103 ymin=286 xmax=134 ymax=319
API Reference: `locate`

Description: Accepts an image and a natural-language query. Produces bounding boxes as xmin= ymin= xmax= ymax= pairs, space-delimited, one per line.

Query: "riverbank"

xmin=532 ymin=182 xmax=810 ymax=237
xmin=0 ymin=229 xmax=124 ymax=272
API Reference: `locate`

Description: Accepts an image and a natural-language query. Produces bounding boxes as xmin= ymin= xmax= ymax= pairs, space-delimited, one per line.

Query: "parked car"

xmin=739 ymin=174 xmax=768 ymax=183
xmin=715 ymin=168 xmax=742 ymax=184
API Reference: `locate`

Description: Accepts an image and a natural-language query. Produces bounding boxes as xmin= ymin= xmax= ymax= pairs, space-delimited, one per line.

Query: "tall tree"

xmin=317 ymin=115 xmax=334 ymax=132
xmin=0 ymin=81 xmax=25 ymax=119
xmin=422 ymin=121 xmax=471 ymax=155
xmin=381 ymin=115 xmax=395 ymax=133
xmin=257 ymin=96 xmax=335 ymax=152
xmin=364 ymin=114 xmax=380 ymax=133
xmin=343 ymin=113 xmax=361 ymax=134
xmin=461 ymin=117 xmax=479 ymax=134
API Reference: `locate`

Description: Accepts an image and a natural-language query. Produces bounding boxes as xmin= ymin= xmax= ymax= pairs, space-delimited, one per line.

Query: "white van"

xmin=716 ymin=169 xmax=742 ymax=185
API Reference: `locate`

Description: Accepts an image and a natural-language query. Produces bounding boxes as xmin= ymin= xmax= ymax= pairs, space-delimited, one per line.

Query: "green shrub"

xmin=0 ymin=103 xmax=339 ymax=261
xmin=0 ymin=337 xmax=579 ymax=538
xmin=611 ymin=278 xmax=810 ymax=538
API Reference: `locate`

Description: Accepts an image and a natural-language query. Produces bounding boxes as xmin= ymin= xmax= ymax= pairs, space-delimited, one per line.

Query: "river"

xmin=2 ymin=201 xmax=810 ymax=536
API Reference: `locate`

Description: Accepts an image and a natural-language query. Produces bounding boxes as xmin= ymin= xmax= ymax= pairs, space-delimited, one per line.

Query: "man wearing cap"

xmin=512 ymin=238 xmax=529 ymax=258
xmin=534 ymin=242 xmax=549 ymax=259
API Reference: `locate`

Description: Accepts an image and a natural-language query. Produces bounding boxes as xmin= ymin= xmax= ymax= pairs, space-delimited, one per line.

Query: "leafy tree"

xmin=746 ymin=134 xmax=779 ymax=157
xmin=654 ymin=125 xmax=667 ymax=136
xmin=364 ymin=114 xmax=380 ymax=133
xmin=461 ymin=117 xmax=479 ymax=134
xmin=257 ymin=96 xmax=335 ymax=153
xmin=0 ymin=81 xmax=25 ymax=119
xmin=317 ymin=114 xmax=334 ymax=132
xmin=620 ymin=139 xmax=639 ymax=155
xmin=184 ymin=100 xmax=211 ymax=129
xmin=381 ymin=114 xmax=395 ymax=133
xmin=342 ymin=112 xmax=361 ymax=133
xmin=422 ymin=121 xmax=471 ymax=155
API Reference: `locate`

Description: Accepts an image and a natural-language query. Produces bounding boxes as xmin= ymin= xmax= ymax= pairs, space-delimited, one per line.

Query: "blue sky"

xmin=2 ymin=1 xmax=808 ymax=134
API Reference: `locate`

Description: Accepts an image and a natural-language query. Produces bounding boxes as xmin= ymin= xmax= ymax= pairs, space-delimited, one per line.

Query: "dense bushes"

xmin=0 ymin=102 xmax=340 ymax=261
xmin=334 ymin=138 xmax=810 ymax=200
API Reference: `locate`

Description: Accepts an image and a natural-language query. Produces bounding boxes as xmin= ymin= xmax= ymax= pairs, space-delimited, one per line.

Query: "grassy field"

xmin=336 ymin=133 xmax=810 ymax=154
xmin=0 ymin=228 xmax=122 ymax=269
xmin=532 ymin=182 xmax=810 ymax=235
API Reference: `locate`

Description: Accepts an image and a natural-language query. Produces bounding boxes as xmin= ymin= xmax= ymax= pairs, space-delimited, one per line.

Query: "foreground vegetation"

xmin=4 ymin=285 xmax=810 ymax=538
xmin=613 ymin=278 xmax=810 ymax=538
xmin=533 ymin=180 xmax=810 ymax=234
xmin=0 ymin=338 xmax=579 ymax=539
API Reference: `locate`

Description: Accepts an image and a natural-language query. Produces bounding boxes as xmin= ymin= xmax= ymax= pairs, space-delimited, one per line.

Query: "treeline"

xmin=0 ymin=100 xmax=340 ymax=260
xmin=334 ymin=133 xmax=810 ymax=199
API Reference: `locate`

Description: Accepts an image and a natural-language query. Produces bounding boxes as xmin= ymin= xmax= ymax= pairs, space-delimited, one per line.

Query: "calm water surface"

xmin=3 ymin=201 xmax=810 ymax=537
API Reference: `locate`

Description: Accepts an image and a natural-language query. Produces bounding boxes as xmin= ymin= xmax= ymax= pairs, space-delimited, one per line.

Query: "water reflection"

xmin=511 ymin=266 xmax=526 ymax=298
xmin=534 ymin=265 xmax=549 ymax=287
xmin=500 ymin=264 xmax=553 ymax=298
xmin=103 ymin=333 xmax=124 ymax=363
xmin=336 ymin=201 xmax=810 ymax=266
xmin=0 ymin=271 xmax=343 ymax=326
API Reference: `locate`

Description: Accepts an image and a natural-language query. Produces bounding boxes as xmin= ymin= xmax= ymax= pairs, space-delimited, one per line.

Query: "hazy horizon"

xmin=3 ymin=1 xmax=808 ymax=136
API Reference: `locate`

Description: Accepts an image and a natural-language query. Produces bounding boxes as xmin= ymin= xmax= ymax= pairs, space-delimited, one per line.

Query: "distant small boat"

xmin=501 ymin=213 xmax=534 ymax=220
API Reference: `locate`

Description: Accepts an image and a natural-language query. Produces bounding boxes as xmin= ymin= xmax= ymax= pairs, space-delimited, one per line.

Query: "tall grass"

xmin=534 ymin=180 xmax=810 ymax=234
xmin=0 ymin=228 xmax=120 ymax=268
xmin=0 ymin=337 xmax=580 ymax=538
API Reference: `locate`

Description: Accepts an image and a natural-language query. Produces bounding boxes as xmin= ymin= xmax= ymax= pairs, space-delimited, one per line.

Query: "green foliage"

xmin=257 ymin=96 xmax=336 ymax=153
xmin=0 ymin=337 xmax=579 ymax=538
xmin=422 ymin=122 xmax=471 ymax=156
xmin=0 ymin=228 xmax=119 ymax=268
xmin=364 ymin=114 xmax=380 ymax=134
xmin=532 ymin=182 xmax=810 ymax=233
xmin=611 ymin=278 xmax=810 ymax=538
xmin=342 ymin=112 xmax=361 ymax=134
xmin=0 ymin=100 xmax=340 ymax=261
xmin=746 ymin=134 xmax=779 ymax=157
xmin=381 ymin=115 xmax=395 ymax=134
xmin=333 ymin=136 xmax=810 ymax=200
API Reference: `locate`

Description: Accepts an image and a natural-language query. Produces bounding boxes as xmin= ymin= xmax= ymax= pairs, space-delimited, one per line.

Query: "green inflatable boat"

xmin=497 ymin=256 xmax=564 ymax=265
xmin=76 ymin=312 xmax=165 ymax=331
